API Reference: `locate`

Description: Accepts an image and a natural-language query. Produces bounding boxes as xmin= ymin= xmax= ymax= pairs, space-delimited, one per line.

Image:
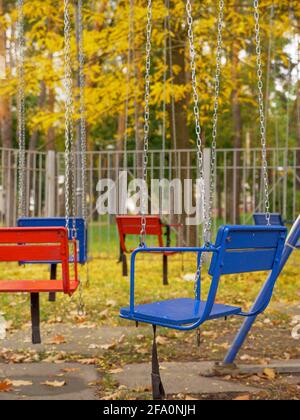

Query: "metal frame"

xmin=224 ymin=216 xmax=300 ymax=364
xmin=121 ymin=225 xmax=287 ymax=331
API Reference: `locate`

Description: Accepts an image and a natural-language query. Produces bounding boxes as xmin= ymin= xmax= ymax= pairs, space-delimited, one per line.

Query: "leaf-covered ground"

xmin=0 ymin=251 xmax=299 ymax=327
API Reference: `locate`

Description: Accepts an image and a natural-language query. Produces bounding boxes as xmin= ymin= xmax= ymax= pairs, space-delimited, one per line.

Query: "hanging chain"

xmin=140 ymin=0 xmax=152 ymax=247
xmin=64 ymin=0 xmax=71 ymax=231
xmin=77 ymin=0 xmax=89 ymax=295
xmin=124 ymin=0 xmax=134 ymax=171
xmin=186 ymin=0 xmax=206 ymax=244
xmin=205 ymin=0 xmax=224 ymax=242
xmin=64 ymin=0 xmax=77 ymax=238
xmin=78 ymin=0 xmax=87 ymax=226
xmin=161 ymin=0 xmax=168 ymax=182
xmin=253 ymin=0 xmax=271 ymax=225
xmin=17 ymin=0 xmax=26 ymax=218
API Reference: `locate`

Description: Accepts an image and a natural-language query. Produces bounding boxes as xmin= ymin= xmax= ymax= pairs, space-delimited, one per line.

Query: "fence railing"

xmin=0 ymin=147 xmax=299 ymax=255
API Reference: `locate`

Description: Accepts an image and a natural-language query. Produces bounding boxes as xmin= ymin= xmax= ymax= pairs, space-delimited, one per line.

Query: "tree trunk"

xmin=46 ymin=86 xmax=56 ymax=151
xmin=29 ymin=82 xmax=46 ymax=150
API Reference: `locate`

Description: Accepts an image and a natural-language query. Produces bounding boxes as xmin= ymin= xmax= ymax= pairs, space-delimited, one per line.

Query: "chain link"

xmin=77 ymin=0 xmax=89 ymax=293
xmin=64 ymin=0 xmax=77 ymax=238
xmin=124 ymin=0 xmax=135 ymax=171
xmin=186 ymin=0 xmax=206 ymax=244
xmin=205 ymin=0 xmax=224 ymax=242
xmin=77 ymin=0 xmax=87 ymax=226
xmin=17 ymin=0 xmax=26 ymax=218
xmin=140 ymin=0 xmax=152 ymax=247
xmin=253 ymin=0 xmax=271 ymax=225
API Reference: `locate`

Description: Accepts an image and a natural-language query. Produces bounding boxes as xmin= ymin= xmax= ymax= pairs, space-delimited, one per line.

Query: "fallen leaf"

xmin=234 ymin=395 xmax=251 ymax=401
xmin=185 ymin=395 xmax=198 ymax=400
xmin=109 ymin=368 xmax=124 ymax=374
xmin=100 ymin=342 xmax=116 ymax=351
xmin=88 ymin=344 xmax=100 ymax=350
xmin=106 ymin=300 xmax=117 ymax=307
xmin=61 ymin=368 xmax=80 ymax=373
xmin=78 ymin=358 xmax=98 ymax=365
xmin=41 ymin=380 xmax=66 ymax=388
xmin=156 ymin=336 xmax=169 ymax=345
xmin=101 ymin=391 xmax=123 ymax=400
xmin=11 ymin=380 xmax=33 ymax=387
xmin=99 ymin=309 xmax=109 ymax=319
xmin=47 ymin=335 xmax=66 ymax=345
xmin=0 ymin=380 xmax=12 ymax=392
xmin=263 ymin=368 xmax=276 ymax=380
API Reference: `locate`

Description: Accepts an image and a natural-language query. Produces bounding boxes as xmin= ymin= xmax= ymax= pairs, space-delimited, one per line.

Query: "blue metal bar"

xmin=223 ymin=216 xmax=300 ymax=365
xmin=129 ymin=245 xmax=220 ymax=330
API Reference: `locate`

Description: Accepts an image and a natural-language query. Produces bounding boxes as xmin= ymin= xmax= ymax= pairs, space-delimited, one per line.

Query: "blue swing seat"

xmin=121 ymin=298 xmax=241 ymax=326
xmin=120 ymin=225 xmax=287 ymax=330
xmin=17 ymin=217 xmax=88 ymax=264
xmin=253 ymin=213 xmax=300 ymax=248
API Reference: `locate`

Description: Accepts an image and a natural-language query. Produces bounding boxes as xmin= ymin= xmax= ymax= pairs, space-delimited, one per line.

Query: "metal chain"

xmin=186 ymin=0 xmax=206 ymax=244
xmin=17 ymin=0 xmax=26 ymax=218
xmin=77 ymin=0 xmax=89 ymax=295
xmin=124 ymin=0 xmax=134 ymax=171
xmin=64 ymin=0 xmax=77 ymax=238
xmin=64 ymin=0 xmax=71 ymax=231
xmin=77 ymin=0 xmax=87 ymax=226
xmin=253 ymin=0 xmax=271 ymax=225
xmin=140 ymin=0 xmax=152 ymax=247
xmin=205 ymin=0 xmax=224 ymax=242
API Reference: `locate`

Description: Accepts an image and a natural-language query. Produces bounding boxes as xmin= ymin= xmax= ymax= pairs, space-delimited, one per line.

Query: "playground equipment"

xmin=224 ymin=215 xmax=300 ymax=365
xmin=116 ymin=215 xmax=181 ymax=284
xmin=120 ymin=0 xmax=289 ymax=400
xmin=254 ymin=213 xmax=300 ymax=248
xmin=0 ymin=0 xmax=85 ymax=344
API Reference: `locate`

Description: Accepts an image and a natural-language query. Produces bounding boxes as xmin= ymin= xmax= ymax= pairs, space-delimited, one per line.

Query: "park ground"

xmin=0 ymin=249 xmax=300 ymax=400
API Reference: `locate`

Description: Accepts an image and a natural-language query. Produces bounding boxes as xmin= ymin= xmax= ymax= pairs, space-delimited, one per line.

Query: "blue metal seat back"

xmin=253 ymin=213 xmax=284 ymax=226
xmin=209 ymin=226 xmax=287 ymax=276
xmin=17 ymin=217 xmax=87 ymax=264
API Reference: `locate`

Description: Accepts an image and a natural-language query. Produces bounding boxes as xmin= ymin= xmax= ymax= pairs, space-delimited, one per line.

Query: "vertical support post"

xmin=30 ymin=293 xmax=41 ymax=344
xmin=49 ymin=264 xmax=57 ymax=302
xmin=45 ymin=151 xmax=56 ymax=217
xmin=163 ymin=255 xmax=168 ymax=286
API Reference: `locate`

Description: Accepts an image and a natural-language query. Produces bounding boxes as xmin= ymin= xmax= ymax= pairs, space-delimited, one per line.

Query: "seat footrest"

xmin=120 ymin=298 xmax=241 ymax=326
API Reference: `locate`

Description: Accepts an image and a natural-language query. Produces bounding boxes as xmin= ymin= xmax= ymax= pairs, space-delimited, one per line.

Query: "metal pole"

xmin=45 ymin=150 xmax=56 ymax=217
xmin=223 ymin=216 xmax=300 ymax=365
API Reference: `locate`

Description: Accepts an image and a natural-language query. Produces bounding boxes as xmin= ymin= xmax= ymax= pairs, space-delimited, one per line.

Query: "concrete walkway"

xmin=0 ymin=363 xmax=100 ymax=400
xmin=113 ymin=360 xmax=300 ymax=396
xmin=1 ymin=324 xmax=145 ymax=356
xmin=1 ymin=325 xmax=300 ymax=399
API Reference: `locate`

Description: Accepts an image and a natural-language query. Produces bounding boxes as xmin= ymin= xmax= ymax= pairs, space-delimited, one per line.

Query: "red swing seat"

xmin=0 ymin=227 xmax=79 ymax=295
xmin=116 ymin=215 xmax=182 ymax=285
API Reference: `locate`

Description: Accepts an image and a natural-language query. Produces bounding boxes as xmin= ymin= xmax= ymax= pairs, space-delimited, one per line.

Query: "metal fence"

xmin=0 ymin=147 xmax=299 ymax=255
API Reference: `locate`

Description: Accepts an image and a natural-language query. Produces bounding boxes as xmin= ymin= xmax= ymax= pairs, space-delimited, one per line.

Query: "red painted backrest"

xmin=116 ymin=216 xmax=164 ymax=250
xmin=0 ymin=227 xmax=70 ymax=263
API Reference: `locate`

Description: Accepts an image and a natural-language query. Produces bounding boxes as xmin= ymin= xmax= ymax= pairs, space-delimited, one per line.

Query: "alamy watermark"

xmin=96 ymin=171 xmax=206 ymax=226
